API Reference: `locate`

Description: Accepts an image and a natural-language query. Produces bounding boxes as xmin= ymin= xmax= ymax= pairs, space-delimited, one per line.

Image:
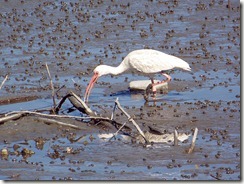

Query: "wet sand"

xmin=0 ymin=0 xmax=240 ymax=180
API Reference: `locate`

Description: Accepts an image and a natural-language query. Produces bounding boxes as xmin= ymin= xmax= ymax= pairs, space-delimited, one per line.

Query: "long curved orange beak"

xmin=84 ymin=72 xmax=99 ymax=103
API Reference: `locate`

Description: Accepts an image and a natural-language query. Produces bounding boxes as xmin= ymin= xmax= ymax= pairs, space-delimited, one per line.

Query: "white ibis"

xmin=84 ymin=49 xmax=191 ymax=102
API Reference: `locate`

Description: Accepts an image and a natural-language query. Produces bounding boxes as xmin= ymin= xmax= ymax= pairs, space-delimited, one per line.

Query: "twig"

xmin=111 ymin=101 xmax=117 ymax=120
xmin=109 ymin=121 xmax=127 ymax=141
xmin=37 ymin=117 xmax=82 ymax=130
xmin=0 ymin=112 xmax=84 ymax=130
xmin=210 ymin=174 xmax=221 ymax=180
xmin=55 ymin=94 xmax=71 ymax=114
xmin=1 ymin=110 xmax=133 ymax=131
xmin=45 ymin=63 xmax=56 ymax=109
xmin=187 ymin=127 xmax=198 ymax=154
xmin=4 ymin=111 xmax=110 ymax=121
xmin=0 ymin=113 xmax=23 ymax=123
xmin=174 ymin=129 xmax=178 ymax=146
xmin=114 ymin=98 xmax=148 ymax=143
xmin=56 ymin=84 xmax=65 ymax=94
xmin=0 ymin=75 xmax=8 ymax=90
xmin=228 ymin=0 xmax=231 ymax=10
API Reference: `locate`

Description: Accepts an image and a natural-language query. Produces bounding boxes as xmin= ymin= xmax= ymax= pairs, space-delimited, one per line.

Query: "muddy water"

xmin=0 ymin=0 xmax=240 ymax=181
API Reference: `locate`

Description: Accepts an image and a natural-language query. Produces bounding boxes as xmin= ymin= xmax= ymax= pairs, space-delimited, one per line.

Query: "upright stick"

xmin=0 ymin=75 xmax=8 ymax=90
xmin=174 ymin=129 xmax=178 ymax=146
xmin=45 ymin=63 xmax=56 ymax=108
xmin=110 ymin=101 xmax=117 ymax=120
xmin=228 ymin=0 xmax=231 ymax=10
xmin=187 ymin=127 xmax=198 ymax=154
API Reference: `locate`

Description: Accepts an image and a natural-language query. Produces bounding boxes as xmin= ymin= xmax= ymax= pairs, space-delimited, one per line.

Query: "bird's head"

xmin=93 ymin=65 xmax=113 ymax=77
xmin=84 ymin=65 xmax=112 ymax=103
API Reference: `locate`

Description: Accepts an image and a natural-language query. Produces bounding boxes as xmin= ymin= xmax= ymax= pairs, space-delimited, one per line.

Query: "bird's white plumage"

xmin=124 ymin=49 xmax=190 ymax=74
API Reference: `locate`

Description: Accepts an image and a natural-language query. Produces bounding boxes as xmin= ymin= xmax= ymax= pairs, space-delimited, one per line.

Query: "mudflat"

xmin=0 ymin=0 xmax=240 ymax=180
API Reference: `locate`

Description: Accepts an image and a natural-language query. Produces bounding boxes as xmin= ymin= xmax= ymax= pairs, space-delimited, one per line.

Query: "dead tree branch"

xmin=2 ymin=110 xmax=131 ymax=131
xmin=4 ymin=111 xmax=109 ymax=122
xmin=0 ymin=75 xmax=8 ymax=90
xmin=0 ymin=113 xmax=23 ymax=123
xmin=55 ymin=91 xmax=95 ymax=116
xmin=45 ymin=63 xmax=56 ymax=109
xmin=174 ymin=129 xmax=178 ymax=146
xmin=187 ymin=127 xmax=198 ymax=153
xmin=114 ymin=98 xmax=148 ymax=143
xmin=37 ymin=117 xmax=83 ymax=130
xmin=109 ymin=121 xmax=127 ymax=141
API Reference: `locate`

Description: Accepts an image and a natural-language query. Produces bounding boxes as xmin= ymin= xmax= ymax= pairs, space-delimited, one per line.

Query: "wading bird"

xmin=84 ymin=49 xmax=191 ymax=103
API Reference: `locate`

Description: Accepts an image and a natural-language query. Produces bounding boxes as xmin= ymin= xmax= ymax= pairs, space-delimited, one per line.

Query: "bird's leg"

xmin=152 ymin=73 xmax=171 ymax=88
xmin=150 ymin=79 xmax=157 ymax=98
xmin=144 ymin=75 xmax=170 ymax=101
xmin=150 ymin=73 xmax=171 ymax=97
xmin=161 ymin=73 xmax=171 ymax=83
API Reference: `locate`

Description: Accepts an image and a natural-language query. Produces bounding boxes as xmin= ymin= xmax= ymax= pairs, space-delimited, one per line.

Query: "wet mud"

xmin=0 ymin=0 xmax=240 ymax=181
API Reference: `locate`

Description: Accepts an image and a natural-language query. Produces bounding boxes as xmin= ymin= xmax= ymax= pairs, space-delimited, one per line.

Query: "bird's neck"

xmin=109 ymin=61 xmax=129 ymax=75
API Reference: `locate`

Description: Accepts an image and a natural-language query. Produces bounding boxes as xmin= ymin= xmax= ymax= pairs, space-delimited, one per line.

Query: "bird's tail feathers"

xmin=184 ymin=67 xmax=191 ymax=72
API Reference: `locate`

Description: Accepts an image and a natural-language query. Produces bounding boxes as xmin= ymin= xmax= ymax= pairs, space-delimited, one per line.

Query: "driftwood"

xmin=0 ymin=93 xmax=132 ymax=133
xmin=174 ymin=129 xmax=179 ymax=146
xmin=53 ymin=88 xmax=95 ymax=115
xmin=45 ymin=63 xmax=56 ymax=108
xmin=109 ymin=121 xmax=127 ymax=141
xmin=37 ymin=117 xmax=83 ymax=130
xmin=0 ymin=110 xmax=130 ymax=133
xmin=187 ymin=127 xmax=198 ymax=153
xmin=65 ymin=91 xmax=95 ymax=116
xmin=0 ymin=111 xmax=86 ymax=129
xmin=0 ymin=62 xmax=197 ymax=149
xmin=114 ymin=98 xmax=148 ymax=143
xmin=0 ymin=93 xmax=159 ymax=145
xmin=3 ymin=110 xmax=113 ymax=125
xmin=0 ymin=75 xmax=8 ymax=90
xmin=0 ymin=89 xmax=197 ymax=149
xmin=0 ymin=113 xmax=23 ymax=124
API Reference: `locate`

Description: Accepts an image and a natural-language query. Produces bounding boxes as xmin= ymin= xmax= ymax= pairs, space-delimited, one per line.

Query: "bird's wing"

xmin=128 ymin=50 xmax=175 ymax=74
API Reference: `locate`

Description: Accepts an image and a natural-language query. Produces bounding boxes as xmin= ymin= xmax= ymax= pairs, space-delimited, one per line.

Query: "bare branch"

xmin=109 ymin=121 xmax=127 ymax=141
xmin=37 ymin=117 xmax=83 ymax=130
xmin=187 ymin=127 xmax=198 ymax=154
xmin=68 ymin=91 xmax=95 ymax=116
xmin=174 ymin=129 xmax=178 ymax=146
xmin=5 ymin=110 xmax=110 ymax=121
xmin=45 ymin=63 xmax=56 ymax=109
xmin=114 ymin=98 xmax=148 ymax=143
xmin=110 ymin=102 xmax=117 ymax=120
xmin=0 ymin=113 xmax=23 ymax=123
xmin=0 ymin=75 xmax=8 ymax=90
